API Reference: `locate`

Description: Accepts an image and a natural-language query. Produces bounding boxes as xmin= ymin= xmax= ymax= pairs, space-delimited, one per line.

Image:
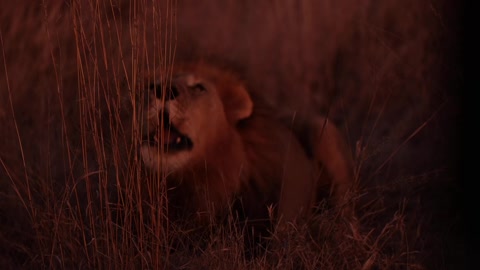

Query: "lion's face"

xmin=139 ymin=67 xmax=253 ymax=174
xmin=140 ymin=73 xmax=225 ymax=172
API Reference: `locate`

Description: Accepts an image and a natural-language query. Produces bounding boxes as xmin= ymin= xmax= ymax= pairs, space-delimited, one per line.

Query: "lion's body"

xmin=139 ymin=62 xmax=353 ymax=230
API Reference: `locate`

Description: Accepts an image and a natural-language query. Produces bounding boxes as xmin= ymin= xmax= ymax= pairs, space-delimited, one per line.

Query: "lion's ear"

xmin=223 ymin=85 xmax=253 ymax=123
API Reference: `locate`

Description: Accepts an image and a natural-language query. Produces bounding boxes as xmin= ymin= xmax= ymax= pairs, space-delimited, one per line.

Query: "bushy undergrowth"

xmin=1 ymin=0 xmax=463 ymax=269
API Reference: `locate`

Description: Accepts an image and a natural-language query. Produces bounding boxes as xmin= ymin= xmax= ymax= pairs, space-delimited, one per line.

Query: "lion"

xmin=139 ymin=62 xmax=355 ymax=236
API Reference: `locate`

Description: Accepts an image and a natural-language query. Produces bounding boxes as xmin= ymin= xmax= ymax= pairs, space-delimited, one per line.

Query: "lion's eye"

xmin=194 ymin=83 xmax=207 ymax=92
xmin=147 ymin=83 xmax=179 ymax=100
xmin=147 ymin=83 xmax=161 ymax=99
xmin=147 ymin=83 xmax=157 ymax=91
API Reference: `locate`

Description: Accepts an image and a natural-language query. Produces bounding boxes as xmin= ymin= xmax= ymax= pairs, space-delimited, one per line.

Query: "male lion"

xmin=139 ymin=62 xmax=355 ymax=236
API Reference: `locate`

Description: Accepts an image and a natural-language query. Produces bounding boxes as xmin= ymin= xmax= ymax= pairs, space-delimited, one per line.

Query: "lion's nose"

xmin=161 ymin=110 xmax=171 ymax=127
xmin=149 ymin=83 xmax=179 ymax=100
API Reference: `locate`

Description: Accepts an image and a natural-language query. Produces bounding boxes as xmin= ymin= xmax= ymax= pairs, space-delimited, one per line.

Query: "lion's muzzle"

xmin=142 ymin=87 xmax=193 ymax=152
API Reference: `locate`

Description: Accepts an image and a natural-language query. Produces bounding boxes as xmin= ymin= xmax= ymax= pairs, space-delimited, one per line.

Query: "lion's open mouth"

xmin=143 ymin=121 xmax=193 ymax=152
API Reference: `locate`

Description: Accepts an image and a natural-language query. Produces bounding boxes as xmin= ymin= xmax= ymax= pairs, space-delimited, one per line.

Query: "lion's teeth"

xmin=176 ymin=137 xmax=182 ymax=144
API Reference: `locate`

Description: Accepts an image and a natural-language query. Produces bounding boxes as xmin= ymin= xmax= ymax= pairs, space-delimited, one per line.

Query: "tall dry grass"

xmin=0 ymin=0 xmax=463 ymax=269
